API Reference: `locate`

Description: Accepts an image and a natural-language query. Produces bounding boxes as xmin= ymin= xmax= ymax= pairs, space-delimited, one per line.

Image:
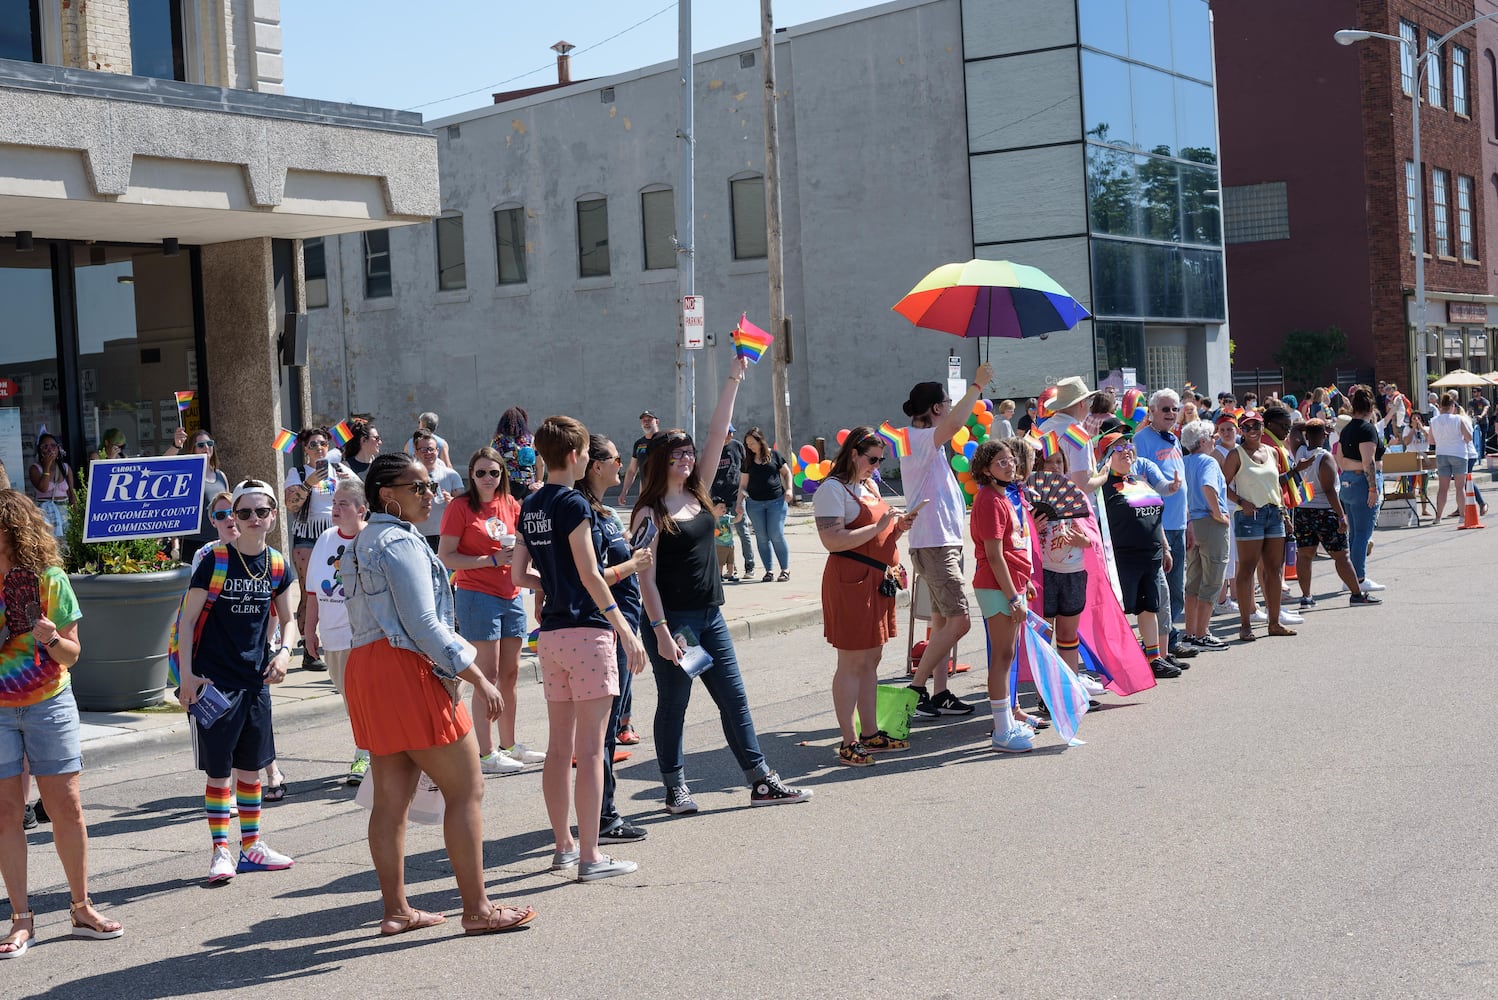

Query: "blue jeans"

xmin=734 ymin=513 xmax=755 ymax=568
xmin=642 ymin=606 xmax=770 ymax=788
xmin=1466 ymin=457 xmax=1487 ymax=508
xmin=1156 ymin=528 xmax=1186 ymax=642
xmin=743 ymin=497 xmax=790 ymax=572
xmin=1339 ymin=471 xmax=1379 ymax=581
xmin=601 ymin=632 xmax=637 ymax=829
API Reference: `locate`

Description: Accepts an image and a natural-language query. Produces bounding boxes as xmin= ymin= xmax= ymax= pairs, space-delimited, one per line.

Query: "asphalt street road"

xmin=7 ymin=520 xmax=1497 ymax=999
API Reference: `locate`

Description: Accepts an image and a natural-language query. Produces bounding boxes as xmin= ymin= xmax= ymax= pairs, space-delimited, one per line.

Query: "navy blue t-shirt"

xmin=599 ymin=508 xmax=643 ymax=629
xmin=520 ymin=484 xmax=609 ymax=631
xmin=188 ymin=545 xmax=295 ymax=690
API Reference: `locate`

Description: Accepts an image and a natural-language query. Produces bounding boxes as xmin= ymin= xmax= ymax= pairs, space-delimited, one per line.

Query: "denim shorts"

xmin=455 ymin=588 xmax=527 ymax=642
xmin=0 ymin=684 xmax=83 ymax=779
xmin=1436 ymin=454 xmax=1467 ymax=478
xmin=1234 ymin=504 xmax=1286 ymax=540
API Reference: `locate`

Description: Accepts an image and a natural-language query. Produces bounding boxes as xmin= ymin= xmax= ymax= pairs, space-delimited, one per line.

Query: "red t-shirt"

xmin=970 ymin=484 xmax=1032 ymax=594
xmin=439 ymin=493 xmax=521 ymax=599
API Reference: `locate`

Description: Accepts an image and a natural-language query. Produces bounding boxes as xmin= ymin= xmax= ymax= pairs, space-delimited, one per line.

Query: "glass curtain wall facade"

xmin=1078 ymin=0 xmax=1225 ymax=383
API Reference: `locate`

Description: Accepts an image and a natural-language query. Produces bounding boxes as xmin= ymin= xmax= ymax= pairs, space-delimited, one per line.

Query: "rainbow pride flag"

xmin=876 ymin=421 xmax=911 ymax=459
xmin=175 ymin=390 xmax=195 ymax=413
xmin=732 ymin=314 xmax=774 ymax=363
xmin=1038 ymin=430 xmax=1061 ymax=460
xmin=330 ymin=420 xmax=354 ymax=448
xmin=273 ymin=429 xmax=296 ymax=454
xmin=1061 ymin=423 xmax=1091 ymax=451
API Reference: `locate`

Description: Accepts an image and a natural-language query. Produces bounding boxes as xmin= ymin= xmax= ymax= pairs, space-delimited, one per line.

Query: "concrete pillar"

xmin=200 ymin=237 xmax=290 ymax=551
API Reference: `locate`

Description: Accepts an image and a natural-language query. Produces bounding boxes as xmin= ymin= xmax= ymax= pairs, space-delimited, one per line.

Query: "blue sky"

xmin=283 ymin=1 xmax=877 ymax=121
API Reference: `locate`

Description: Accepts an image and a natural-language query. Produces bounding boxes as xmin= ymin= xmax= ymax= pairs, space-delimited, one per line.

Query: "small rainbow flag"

xmin=1061 ymin=423 xmax=1091 ymax=451
xmin=330 ymin=420 xmax=354 ymax=448
xmin=732 ymin=313 xmax=774 ymax=363
xmin=876 ymin=421 xmax=912 ymax=459
xmin=273 ymin=428 xmax=296 ymax=454
xmin=175 ymin=390 xmax=195 ymax=413
xmin=1039 ymin=430 xmax=1061 ymax=460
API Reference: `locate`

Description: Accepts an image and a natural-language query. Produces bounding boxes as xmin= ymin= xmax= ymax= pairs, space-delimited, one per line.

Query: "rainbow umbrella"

xmin=893 ymin=259 xmax=1091 ymax=342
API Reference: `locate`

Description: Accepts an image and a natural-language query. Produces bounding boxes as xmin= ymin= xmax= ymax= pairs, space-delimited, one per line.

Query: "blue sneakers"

xmin=991 ymin=727 xmax=1035 ymax=754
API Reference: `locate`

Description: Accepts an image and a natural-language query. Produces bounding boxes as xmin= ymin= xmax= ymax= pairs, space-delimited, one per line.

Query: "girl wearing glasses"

xmin=182 ymin=430 xmax=228 ymax=547
xmin=177 ymin=480 xmax=298 ymax=884
xmin=438 ymin=448 xmax=544 ymax=775
xmin=342 ymin=454 xmax=531 ymax=935
xmin=27 ymin=434 xmax=74 ymax=540
xmin=632 ymin=355 xmax=812 ymax=811
xmin=285 ymin=427 xmax=359 ymax=671
xmin=815 ymin=427 xmax=919 ymax=766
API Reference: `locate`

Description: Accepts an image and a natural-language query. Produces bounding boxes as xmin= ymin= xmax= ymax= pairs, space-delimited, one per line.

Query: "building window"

xmin=1454 ymin=46 xmax=1470 ymax=115
xmin=1399 ymin=20 xmax=1417 ymax=95
xmin=641 ymin=188 xmax=675 ymax=271
xmin=493 ymin=207 xmax=527 ymax=285
xmin=304 ymin=237 xmax=328 ymax=309
xmin=435 ymin=214 xmax=466 ymax=291
xmin=364 ymin=229 xmax=392 ymax=299
xmin=0 ymin=0 xmax=42 ymax=62
xmin=1488 ymin=49 xmax=1498 ymax=132
xmin=129 ymin=0 xmax=186 ymax=82
xmin=1223 ymin=182 xmax=1289 ymax=243
xmin=1432 ymin=168 xmax=1450 ymax=256
xmin=1406 ymin=160 xmax=1419 ymax=255
xmin=1427 ymin=32 xmax=1444 ymax=108
xmin=577 ymin=197 xmax=610 ymax=278
xmin=1458 ymin=175 xmax=1475 ymax=259
xmin=730 ymin=176 xmax=768 ymax=260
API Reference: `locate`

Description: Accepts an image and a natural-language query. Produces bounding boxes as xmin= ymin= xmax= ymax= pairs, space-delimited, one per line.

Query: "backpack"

xmin=167 ymin=544 xmax=289 ymax=689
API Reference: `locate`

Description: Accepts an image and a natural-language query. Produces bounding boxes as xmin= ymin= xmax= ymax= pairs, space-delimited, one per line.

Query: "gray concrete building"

xmin=0 ymin=0 xmax=438 ymax=527
xmin=306 ymin=0 xmax=1229 ymax=458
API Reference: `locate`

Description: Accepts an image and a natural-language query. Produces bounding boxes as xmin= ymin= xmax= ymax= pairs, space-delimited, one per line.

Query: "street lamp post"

xmin=1336 ymin=12 xmax=1498 ymax=397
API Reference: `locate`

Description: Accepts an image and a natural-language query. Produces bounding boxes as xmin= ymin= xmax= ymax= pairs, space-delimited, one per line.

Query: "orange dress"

xmin=821 ymin=481 xmax=900 ymax=650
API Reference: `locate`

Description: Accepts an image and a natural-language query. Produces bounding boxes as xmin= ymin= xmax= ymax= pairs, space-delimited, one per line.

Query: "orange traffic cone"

xmin=1458 ymin=473 xmax=1486 ymax=530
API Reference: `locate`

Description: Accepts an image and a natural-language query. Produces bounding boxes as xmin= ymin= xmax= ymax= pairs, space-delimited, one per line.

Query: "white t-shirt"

xmin=1294 ymin=445 xmax=1333 ymax=510
xmin=307 ymin=526 xmax=357 ymax=651
xmin=813 ymin=478 xmax=876 ymax=523
xmin=415 ymin=462 xmax=466 ymax=536
xmin=1039 ymin=412 xmax=1092 ymax=478
xmin=1430 ymin=412 xmax=1470 ymax=458
xmin=898 ymin=425 xmax=966 ymax=549
xmin=1039 ymin=518 xmax=1084 ymax=573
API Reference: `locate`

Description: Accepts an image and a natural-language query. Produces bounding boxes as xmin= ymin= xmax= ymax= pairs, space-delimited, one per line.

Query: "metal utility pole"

xmin=761 ymin=0 xmax=791 ymax=454
xmin=675 ymin=0 xmax=697 ymax=438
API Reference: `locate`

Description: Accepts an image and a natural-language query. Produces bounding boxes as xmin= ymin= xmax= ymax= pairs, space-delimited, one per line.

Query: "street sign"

xmin=683 ymin=295 xmax=705 ymax=350
xmin=82 ymin=454 xmax=208 ymax=543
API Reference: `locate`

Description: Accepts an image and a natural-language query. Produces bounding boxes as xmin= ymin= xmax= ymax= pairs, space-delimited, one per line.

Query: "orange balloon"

xmin=972 ymin=400 xmax=986 ymax=416
xmin=977 ymin=412 xmax=993 ymax=427
xmin=818 ymin=459 xmax=832 ymax=476
xmin=963 ymin=480 xmax=979 ymax=495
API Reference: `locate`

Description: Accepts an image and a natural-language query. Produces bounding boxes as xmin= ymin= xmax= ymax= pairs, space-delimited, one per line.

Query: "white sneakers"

xmin=1249 ymin=609 xmax=1268 ymax=624
xmin=208 ymin=845 xmax=236 ymax=883
xmin=505 ymin=743 xmax=547 ymax=764
xmin=1078 ymin=674 xmax=1107 ymax=697
xmin=1359 ymin=579 xmax=1386 ymax=592
xmin=1278 ymin=609 xmax=1305 ymax=625
xmin=479 ymin=750 xmax=525 ymax=775
xmin=1214 ymin=599 xmax=1239 ymax=615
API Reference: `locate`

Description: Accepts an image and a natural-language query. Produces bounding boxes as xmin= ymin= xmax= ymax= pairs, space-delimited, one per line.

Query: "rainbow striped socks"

xmin=236 ymin=780 xmax=262 ymax=849
xmin=205 ymin=784 xmax=232 ymax=847
xmin=1143 ymin=643 xmax=1160 ymax=661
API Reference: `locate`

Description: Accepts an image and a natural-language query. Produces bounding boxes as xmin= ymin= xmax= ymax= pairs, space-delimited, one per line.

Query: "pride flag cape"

xmin=272 ymin=428 xmax=296 ymax=454
xmin=876 ymin=421 xmax=912 ymax=458
xmin=1025 ymin=509 xmax=1156 ymax=697
xmin=732 ymin=313 xmax=774 ymax=363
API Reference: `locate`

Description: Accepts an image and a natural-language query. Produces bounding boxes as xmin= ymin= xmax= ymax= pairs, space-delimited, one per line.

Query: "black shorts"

xmin=1293 ymin=507 xmax=1348 ymax=554
xmin=190 ymin=686 xmax=276 ymax=778
xmin=1114 ymin=555 xmax=1162 ymax=616
xmin=1043 ymin=568 xmax=1088 ymax=618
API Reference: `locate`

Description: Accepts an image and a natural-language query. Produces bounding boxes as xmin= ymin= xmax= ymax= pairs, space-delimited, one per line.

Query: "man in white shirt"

xmin=1039 ymin=376 xmax=1110 ymax=495
xmin=899 ymin=361 xmax=993 ymax=719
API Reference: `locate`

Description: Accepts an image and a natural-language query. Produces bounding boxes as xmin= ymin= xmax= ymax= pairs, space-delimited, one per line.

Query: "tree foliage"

xmin=1273 ymin=326 xmax=1349 ymax=394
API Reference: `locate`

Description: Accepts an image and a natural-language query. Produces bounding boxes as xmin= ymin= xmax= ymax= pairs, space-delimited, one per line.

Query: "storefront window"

xmin=72 ymin=246 xmax=197 ymax=458
xmin=0 ymin=240 xmax=61 ymax=490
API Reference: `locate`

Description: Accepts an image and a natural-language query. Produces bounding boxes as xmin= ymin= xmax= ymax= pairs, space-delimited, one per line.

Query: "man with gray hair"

xmin=403 ymin=411 xmax=453 ymax=468
xmin=1131 ymin=389 xmax=1188 ymax=653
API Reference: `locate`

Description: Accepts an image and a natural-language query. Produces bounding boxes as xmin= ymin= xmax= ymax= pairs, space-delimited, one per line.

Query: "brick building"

xmin=1214 ymin=0 xmax=1493 ymax=393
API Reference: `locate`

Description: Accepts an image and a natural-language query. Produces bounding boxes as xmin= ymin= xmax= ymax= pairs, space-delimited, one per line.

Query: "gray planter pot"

xmin=68 ymin=565 xmax=191 ymax=711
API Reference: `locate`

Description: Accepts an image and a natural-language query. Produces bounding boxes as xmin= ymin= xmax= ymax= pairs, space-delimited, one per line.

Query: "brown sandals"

xmin=462 ymin=905 xmax=537 ymax=935
xmin=379 ymin=909 xmax=446 ymax=937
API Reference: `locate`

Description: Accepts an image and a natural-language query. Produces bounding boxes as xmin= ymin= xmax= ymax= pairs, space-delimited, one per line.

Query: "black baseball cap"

xmin=640 ymin=411 xmax=657 ymax=420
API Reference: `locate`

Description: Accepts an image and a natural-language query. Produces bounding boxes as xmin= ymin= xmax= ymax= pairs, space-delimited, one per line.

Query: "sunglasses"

xmin=472 ymin=469 xmax=503 ymax=479
xmin=305 ymin=439 xmax=329 ymax=449
xmin=1109 ymin=443 xmax=1135 ymax=454
xmin=368 ymin=434 xmax=382 ymax=441
xmin=234 ymin=506 xmax=274 ymax=520
xmin=194 ymin=439 xmax=215 ymax=449
xmin=396 ymin=480 xmax=440 ymax=495
xmin=669 ymin=449 xmax=696 ymax=461
xmin=210 ymin=509 xmax=233 ymax=522
xmin=862 ymin=453 xmax=885 ymax=465
xmin=594 ymin=454 xmax=621 ymax=464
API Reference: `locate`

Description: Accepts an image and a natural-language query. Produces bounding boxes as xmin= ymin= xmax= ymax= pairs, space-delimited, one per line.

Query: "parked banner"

xmin=83 ymin=454 xmax=208 ymax=543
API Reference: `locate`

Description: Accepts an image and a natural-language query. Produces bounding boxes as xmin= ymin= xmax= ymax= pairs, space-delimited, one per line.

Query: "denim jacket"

xmin=343 ymin=513 xmax=474 ymax=678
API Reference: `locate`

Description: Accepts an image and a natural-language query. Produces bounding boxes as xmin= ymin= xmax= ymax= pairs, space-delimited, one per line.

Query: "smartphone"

xmin=909 ymin=498 xmax=932 ymax=515
xmin=315 ymin=458 xmax=329 ymax=474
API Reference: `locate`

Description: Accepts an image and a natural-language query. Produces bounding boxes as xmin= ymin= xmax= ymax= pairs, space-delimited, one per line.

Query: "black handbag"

xmin=833 ymin=549 xmax=905 ymax=598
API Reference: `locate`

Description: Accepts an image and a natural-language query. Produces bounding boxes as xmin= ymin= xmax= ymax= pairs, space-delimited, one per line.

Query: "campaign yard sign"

xmin=83 ymin=454 xmax=208 ymax=543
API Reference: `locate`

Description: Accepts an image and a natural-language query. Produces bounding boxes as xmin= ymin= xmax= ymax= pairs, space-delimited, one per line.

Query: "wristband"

xmin=609 ymin=567 xmax=620 ymax=585
xmin=649 ymin=618 xmax=668 ymax=629
xmin=46 ymin=635 xmax=59 ymax=648
xmin=273 ymin=645 xmax=289 ymax=659
xmin=601 ymin=603 xmax=618 ymax=615
xmin=490 ymin=553 xmax=498 ymax=567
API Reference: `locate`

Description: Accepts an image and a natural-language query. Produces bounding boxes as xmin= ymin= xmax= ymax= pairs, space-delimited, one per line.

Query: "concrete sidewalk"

xmin=76 ymin=502 xmax=874 ymax=761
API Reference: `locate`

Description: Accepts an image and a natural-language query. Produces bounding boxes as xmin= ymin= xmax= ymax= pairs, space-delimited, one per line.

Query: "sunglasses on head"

xmin=396 ymin=480 xmax=440 ymax=495
xmin=233 ymin=506 xmax=274 ymax=520
xmin=472 ymin=469 xmax=503 ymax=479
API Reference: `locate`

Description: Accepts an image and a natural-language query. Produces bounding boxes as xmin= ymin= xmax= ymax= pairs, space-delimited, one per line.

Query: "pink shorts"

xmin=537 ymin=627 xmax=620 ymax=703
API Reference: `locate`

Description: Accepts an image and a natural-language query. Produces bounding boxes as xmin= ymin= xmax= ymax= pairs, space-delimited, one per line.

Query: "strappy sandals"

xmin=379 ymin=909 xmax=446 ymax=937
xmin=69 ymin=898 xmax=123 ymax=940
xmin=0 ymin=912 xmax=32 ymax=959
xmin=462 ymin=905 xmax=537 ymax=935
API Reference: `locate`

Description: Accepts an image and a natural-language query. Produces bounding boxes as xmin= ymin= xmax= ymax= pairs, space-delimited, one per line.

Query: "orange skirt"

xmin=822 ymin=555 xmax=897 ymax=651
xmin=344 ymin=638 xmax=472 ymax=755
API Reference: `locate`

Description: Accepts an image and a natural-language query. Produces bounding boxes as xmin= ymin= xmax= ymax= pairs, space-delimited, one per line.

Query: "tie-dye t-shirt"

xmin=0 ymin=566 xmax=83 ymax=708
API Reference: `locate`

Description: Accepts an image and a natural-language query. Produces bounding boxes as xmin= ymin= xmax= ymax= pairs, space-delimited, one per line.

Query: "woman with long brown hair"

xmin=738 ymin=426 xmax=792 ymax=581
xmin=438 ymin=448 xmax=542 ymax=774
xmin=632 ymin=356 xmax=811 ymax=813
xmin=0 ymin=490 xmax=122 ymax=957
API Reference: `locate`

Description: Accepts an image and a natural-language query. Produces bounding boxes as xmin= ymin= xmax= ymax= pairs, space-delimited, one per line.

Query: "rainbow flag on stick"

xmin=876 ymin=421 xmax=912 ymax=459
xmin=1038 ymin=430 xmax=1061 ymax=460
xmin=1061 ymin=423 xmax=1091 ymax=451
xmin=330 ymin=420 xmax=354 ymax=448
xmin=732 ymin=313 xmax=774 ymax=364
xmin=273 ymin=429 xmax=296 ymax=454
xmin=174 ymin=390 xmax=195 ymax=413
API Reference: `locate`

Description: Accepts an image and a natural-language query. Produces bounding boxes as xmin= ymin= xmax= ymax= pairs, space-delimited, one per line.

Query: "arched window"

xmin=1486 ymin=49 xmax=1498 ymax=133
